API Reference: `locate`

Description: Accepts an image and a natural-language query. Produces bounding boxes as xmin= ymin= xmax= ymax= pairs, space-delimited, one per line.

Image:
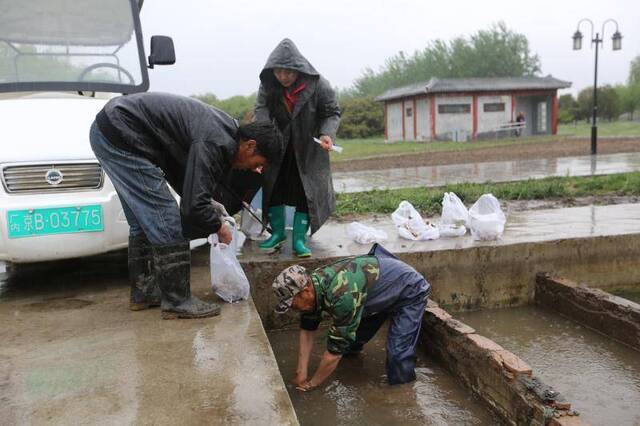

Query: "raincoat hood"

xmin=259 ymin=39 xmax=319 ymax=86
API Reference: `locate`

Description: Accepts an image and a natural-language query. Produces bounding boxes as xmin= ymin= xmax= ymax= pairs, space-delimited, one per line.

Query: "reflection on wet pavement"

xmin=333 ymin=152 xmax=640 ymax=193
xmin=268 ymin=327 xmax=498 ymax=426
xmin=0 ymin=254 xmax=297 ymax=425
xmin=458 ymin=306 xmax=640 ymax=426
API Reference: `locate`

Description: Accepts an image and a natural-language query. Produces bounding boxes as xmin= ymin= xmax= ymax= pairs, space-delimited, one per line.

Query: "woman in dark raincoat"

xmin=254 ymin=39 xmax=341 ymax=257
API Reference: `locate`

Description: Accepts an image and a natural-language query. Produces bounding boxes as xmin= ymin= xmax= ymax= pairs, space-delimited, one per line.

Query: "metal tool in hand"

xmin=218 ymin=182 xmax=273 ymax=234
xmin=240 ymin=200 xmax=272 ymax=234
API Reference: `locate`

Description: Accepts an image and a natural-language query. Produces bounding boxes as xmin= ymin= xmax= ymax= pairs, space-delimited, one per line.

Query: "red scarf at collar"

xmin=283 ymin=82 xmax=306 ymax=113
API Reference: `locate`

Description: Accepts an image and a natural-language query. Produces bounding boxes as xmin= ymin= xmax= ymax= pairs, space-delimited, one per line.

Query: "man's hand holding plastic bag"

xmin=209 ymin=217 xmax=250 ymax=303
xmin=217 ymin=221 xmax=233 ymax=245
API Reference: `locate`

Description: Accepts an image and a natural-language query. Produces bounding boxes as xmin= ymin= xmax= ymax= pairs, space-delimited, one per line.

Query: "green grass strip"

xmin=335 ymin=172 xmax=640 ymax=217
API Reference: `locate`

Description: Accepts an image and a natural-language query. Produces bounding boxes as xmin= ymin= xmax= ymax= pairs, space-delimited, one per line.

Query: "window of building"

xmin=405 ymin=107 xmax=413 ymax=117
xmin=438 ymin=104 xmax=470 ymax=114
xmin=483 ymin=102 xmax=505 ymax=112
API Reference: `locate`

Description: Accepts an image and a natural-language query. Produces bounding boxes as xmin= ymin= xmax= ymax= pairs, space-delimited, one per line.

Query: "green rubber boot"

xmin=259 ymin=205 xmax=287 ymax=250
xmin=292 ymin=211 xmax=312 ymax=258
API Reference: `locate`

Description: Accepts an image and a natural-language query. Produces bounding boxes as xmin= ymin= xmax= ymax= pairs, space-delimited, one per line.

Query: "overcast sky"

xmin=140 ymin=0 xmax=639 ymax=99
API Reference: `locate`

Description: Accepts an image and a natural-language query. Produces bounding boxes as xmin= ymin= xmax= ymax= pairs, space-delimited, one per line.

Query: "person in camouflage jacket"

xmin=272 ymin=244 xmax=431 ymax=389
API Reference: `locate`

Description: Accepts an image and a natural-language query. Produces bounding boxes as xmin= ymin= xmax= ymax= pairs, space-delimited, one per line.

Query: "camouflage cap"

xmin=272 ymin=265 xmax=310 ymax=314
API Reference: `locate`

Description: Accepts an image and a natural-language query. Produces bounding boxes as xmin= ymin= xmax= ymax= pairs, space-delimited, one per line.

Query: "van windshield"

xmin=0 ymin=0 xmax=149 ymax=93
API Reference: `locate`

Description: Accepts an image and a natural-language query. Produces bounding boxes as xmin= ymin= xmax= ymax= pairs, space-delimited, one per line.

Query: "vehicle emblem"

xmin=45 ymin=168 xmax=64 ymax=185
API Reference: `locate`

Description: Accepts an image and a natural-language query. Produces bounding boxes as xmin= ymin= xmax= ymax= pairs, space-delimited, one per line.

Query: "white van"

xmin=0 ymin=0 xmax=175 ymax=263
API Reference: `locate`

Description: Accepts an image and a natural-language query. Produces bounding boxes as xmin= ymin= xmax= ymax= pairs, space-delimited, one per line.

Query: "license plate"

xmin=7 ymin=205 xmax=104 ymax=239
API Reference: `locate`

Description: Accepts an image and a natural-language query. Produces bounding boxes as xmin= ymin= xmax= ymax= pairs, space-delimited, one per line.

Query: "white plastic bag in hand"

xmin=347 ymin=222 xmax=388 ymax=244
xmin=240 ymin=208 xmax=265 ymax=241
xmin=209 ymin=219 xmax=250 ymax=303
xmin=468 ymin=194 xmax=506 ymax=241
xmin=391 ymin=201 xmax=440 ymax=241
xmin=441 ymin=192 xmax=469 ymax=227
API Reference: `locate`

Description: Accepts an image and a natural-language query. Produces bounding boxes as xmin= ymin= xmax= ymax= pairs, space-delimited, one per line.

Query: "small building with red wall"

xmin=375 ymin=76 xmax=571 ymax=142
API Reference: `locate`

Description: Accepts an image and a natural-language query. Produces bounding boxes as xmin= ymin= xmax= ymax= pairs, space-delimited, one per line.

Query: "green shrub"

xmin=337 ymin=97 xmax=384 ymax=139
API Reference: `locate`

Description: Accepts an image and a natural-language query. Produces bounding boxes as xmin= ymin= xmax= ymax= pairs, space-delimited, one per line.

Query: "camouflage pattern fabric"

xmin=304 ymin=255 xmax=380 ymax=354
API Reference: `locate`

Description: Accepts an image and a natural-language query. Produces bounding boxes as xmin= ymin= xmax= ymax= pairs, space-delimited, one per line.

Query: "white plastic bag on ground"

xmin=391 ymin=201 xmax=440 ymax=241
xmin=441 ymin=192 xmax=469 ymax=227
xmin=439 ymin=192 xmax=469 ymax=237
xmin=347 ymin=222 xmax=388 ymax=244
xmin=438 ymin=223 xmax=467 ymax=238
xmin=234 ymin=230 xmax=247 ymax=255
xmin=209 ymin=218 xmax=250 ymax=303
xmin=468 ymin=194 xmax=506 ymax=241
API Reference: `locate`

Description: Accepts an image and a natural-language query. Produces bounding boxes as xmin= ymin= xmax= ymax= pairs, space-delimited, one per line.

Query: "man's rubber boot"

xmin=128 ymin=235 xmax=161 ymax=311
xmin=292 ymin=211 xmax=312 ymax=258
xmin=259 ymin=205 xmax=287 ymax=251
xmin=152 ymin=241 xmax=221 ymax=320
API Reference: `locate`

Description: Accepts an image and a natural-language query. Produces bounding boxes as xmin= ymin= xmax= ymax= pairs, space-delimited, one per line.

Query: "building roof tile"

xmin=375 ymin=76 xmax=572 ymax=102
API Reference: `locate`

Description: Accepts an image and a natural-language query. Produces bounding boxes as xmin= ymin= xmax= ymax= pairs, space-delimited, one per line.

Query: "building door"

xmin=404 ymin=101 xmax=415 ymax=141
xmin=516 ymin=95 xmax=551 ymax=136
xmin=387 ymin=102 xmax=403 ymax=141
xmin=529 ymin=96 xmax=551 ymax=135
xmin=515 ymin=97 xmax=535 ymax=137
xmin=415 ymin=98 xmax=430 ymax=140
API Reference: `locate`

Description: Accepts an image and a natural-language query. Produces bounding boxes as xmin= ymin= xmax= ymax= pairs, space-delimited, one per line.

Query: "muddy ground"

xmin=332 ymin=137 xmax=640 ymax=172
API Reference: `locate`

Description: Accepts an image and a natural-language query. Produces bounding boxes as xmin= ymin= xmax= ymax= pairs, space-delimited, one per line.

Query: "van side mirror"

xmin=148 ymin=35 xmax=176 ymax=69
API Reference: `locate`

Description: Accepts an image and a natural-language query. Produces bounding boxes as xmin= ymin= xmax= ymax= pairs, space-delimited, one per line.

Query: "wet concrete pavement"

xmin=458 ymin=306 xmax=640 ymax=426
xmin=268 ymin=327 xmax=497 ymax=426
xmin=0 ymin=254 xmax=297 ymax=425
xmin=332 ymin=152 xmax=640 ymax=193
xmin=240 ymin=203 xmax=640 ymax=261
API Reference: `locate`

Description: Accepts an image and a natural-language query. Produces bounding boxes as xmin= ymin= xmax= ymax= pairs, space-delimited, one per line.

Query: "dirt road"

xmin=332 ymin=137 xmax=640 ymax=172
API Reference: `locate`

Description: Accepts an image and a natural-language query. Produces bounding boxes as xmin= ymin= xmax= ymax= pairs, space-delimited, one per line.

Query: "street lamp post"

xmin=572 ymin=19 xmax=622 ymax=155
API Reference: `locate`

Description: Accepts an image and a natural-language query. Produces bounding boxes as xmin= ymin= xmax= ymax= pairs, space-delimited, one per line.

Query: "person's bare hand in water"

xmin=296 ymin=380 xmax=318 ymax=392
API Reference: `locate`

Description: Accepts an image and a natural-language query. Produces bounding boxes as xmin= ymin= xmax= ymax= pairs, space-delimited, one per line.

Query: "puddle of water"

xmin=332 ymin=152 xmax=640 ymax=193
xmin=457 ymin=305 xmax=640 ymax=426
xmin=268 ymin=326 xmax=498 ymax=426
xmin=611 ymin=288 xmax=640 ymax=304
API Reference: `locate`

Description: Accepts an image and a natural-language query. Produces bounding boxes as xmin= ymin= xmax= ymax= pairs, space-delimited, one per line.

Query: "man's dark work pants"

xmin=351 ymin=244 xmax=430 ymax=385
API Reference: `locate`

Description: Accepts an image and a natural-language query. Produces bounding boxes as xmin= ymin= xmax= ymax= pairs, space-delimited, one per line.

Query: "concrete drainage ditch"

xmin=261 ymin=272 xmax=640 ymax=426
xmin=242 ymin=207 xmax=640 ymax=425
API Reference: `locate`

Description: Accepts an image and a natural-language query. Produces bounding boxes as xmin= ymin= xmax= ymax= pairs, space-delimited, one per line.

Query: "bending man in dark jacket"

xmin=90 ymin=92 xmax=282 ymax=319
xmin=272 ymin=244 xmax=431 ymax=388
